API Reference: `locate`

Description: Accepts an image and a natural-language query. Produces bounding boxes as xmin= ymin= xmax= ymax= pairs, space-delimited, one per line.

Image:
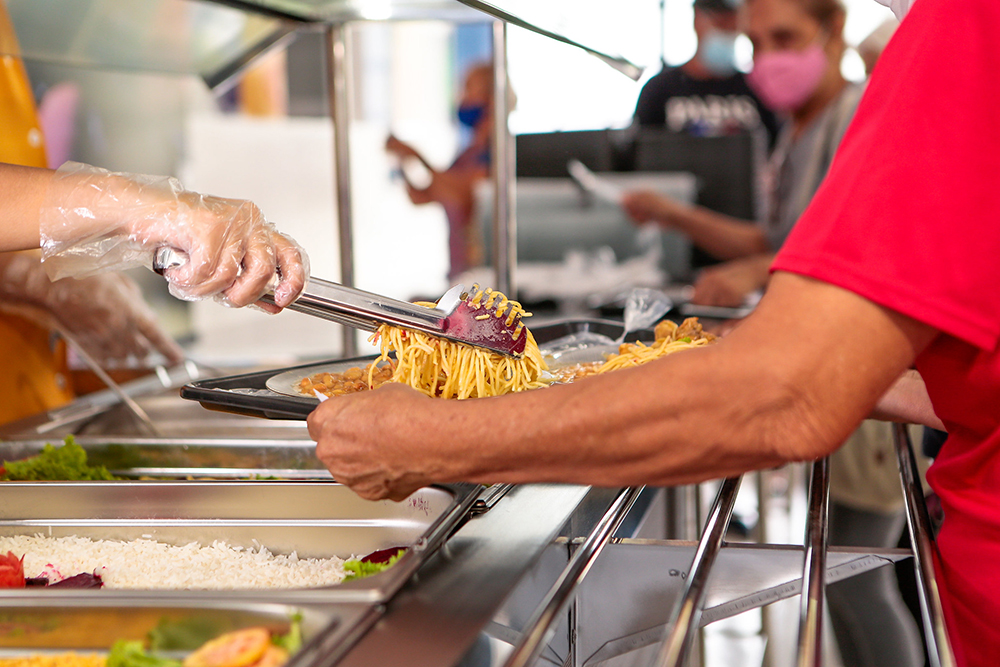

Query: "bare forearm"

xmin=666 ymin=204 xmax=771 ymax=260
xmin=309 ymin=273 xmax=940 ymax=501
xmin=0 ymin=164 xmax=55 ymax=251
xmin=433 ymin=280 xmax=929 ymax=488
xmin=872 ymin=369 xmax=945 ymax=430
xmin=444 ymin=349 xmax=795 ymax=488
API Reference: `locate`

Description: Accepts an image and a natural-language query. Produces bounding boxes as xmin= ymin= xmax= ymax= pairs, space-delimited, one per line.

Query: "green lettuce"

xmin=342 ymin=552 xmax=403 ymax=582
xmin=1 ymin=436 xmax=115 ymax=481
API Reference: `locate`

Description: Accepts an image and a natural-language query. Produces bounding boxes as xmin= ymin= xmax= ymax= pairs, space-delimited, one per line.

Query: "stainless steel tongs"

xmin=152 ymin=248 xmax=526 ymax=357
xmin=259 ymin=278 xmax=528 ymax=357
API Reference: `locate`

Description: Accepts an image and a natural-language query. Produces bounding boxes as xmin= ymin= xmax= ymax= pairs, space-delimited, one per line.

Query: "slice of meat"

xmin=183 ymin=628 xmax=271 ymax=667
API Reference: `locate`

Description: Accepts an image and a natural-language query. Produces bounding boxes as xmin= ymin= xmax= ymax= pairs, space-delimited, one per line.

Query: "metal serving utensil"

xmin=152 ymin=248 xmax=526 ymax=357
xmin=260 ymin=278 xmax=528 ymax=358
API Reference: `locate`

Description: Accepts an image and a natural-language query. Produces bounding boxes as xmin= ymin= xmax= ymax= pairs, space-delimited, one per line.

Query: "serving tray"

xmin=181 ymin=319 xmax=636 ymax=421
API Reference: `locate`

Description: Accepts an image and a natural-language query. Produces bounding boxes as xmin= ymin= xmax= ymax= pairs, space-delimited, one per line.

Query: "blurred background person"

xmin=634 ymin=0 xmax=779 ymax=144
xmin=622 ymin=0 xmax=859 ymax=309
xmin=0 ymin=0 xmax=183 ymax=426
xmin=385 ymin=62 xmax=495 ymax=281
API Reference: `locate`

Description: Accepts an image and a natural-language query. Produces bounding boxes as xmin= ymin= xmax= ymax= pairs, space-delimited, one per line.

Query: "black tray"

xmin=181 ymin=319 xmax=635 ymax=421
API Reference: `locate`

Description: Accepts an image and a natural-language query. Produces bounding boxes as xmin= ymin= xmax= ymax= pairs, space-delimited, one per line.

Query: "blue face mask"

xmin=699 ymin=30 xmax=738 ymax=76
xmin=457 ymin=104 xmax=486 ymax=128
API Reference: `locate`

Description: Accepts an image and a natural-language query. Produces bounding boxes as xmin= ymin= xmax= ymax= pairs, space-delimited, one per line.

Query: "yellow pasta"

xmin=0 ymin=655 xmax=105 ymax=667
xmin=556 ymin=317 xmax=716 ymax=381
xmin=368 ymin=289 xmax=549 ymax=400
xmin=596 ymin=318 xmax=715 ymax=373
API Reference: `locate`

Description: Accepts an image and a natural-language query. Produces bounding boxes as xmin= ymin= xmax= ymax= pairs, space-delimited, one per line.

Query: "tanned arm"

xmin=0 ymin=163 xmax=56 ymax=251
xmin=872 ymin=369 xmax=945 ymax=431
xmin=309 ymin=272 xmax=938 ymax=500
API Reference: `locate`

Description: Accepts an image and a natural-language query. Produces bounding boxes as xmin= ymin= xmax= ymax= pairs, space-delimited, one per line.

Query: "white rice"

xmin=0 ymin=535 xmax=348 ymax=589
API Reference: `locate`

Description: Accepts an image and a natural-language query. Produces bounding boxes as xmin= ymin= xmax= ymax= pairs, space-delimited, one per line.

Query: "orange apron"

xmin=0 ymin=0 xmax=74 ymax=425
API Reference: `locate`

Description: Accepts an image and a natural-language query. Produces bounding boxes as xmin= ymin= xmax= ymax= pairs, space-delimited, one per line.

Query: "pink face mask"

xmin=747 ymin=43 xmax=828 ymax=113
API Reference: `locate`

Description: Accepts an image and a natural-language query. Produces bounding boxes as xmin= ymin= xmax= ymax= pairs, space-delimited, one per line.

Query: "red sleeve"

xmin=772 ymin=0 xmax=1000 ymax=351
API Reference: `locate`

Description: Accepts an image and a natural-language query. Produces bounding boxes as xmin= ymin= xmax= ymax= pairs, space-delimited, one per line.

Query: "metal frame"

xmin=326 ymin=22 xmax=358 ymax=358
xmin=631 ymin=436 xmax=954 ymax=667
xmin=893 ymin=424 xmax=956 ymax=667
xmin=652 ymin=476 xmax=741 ymax=667
xmin=491 ymin=19 xmax=516 ymax=297
xmin=503 ymin=487 xmax=644 ymax=667
xmin=796 ymin=458 xmax=830 ymax=667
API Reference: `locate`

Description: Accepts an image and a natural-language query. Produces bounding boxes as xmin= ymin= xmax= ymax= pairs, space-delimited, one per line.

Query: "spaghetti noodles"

xmin=555 ymin=318 xmax=716 ymax=381
xmin=368 ymin=288 xmax=549 ymax=400
xmin=596 ymin=318 xmax=715 ymax=373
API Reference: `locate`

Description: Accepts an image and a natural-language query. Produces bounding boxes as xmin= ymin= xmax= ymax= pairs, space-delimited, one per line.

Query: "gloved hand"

xmin=39 ymin=162 xmax=308 ymax=311
xmin=0 ymin=251 xmax=185 ymax=366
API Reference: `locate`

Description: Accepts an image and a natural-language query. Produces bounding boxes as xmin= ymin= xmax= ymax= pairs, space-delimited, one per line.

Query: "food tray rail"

xmin=651 ymin=476 xmax=741 ymax=667
xmin=503 ymin=486 xmax=644 ymax=667
xmin=796 ymin=457 xmax=830 ymax=667
xmin=893 ymin=424 xmax=956 ymax=667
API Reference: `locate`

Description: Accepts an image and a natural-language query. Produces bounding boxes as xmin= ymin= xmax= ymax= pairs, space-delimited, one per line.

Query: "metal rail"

xmin=893 ymin=424 xmax=956 ymax=667
xmin=491 ymin=20 xmax=516 ymax=298
xmin=503 ymin=486 xmax=644 ymax=667
xmin=796 ymin=458 xmax=830 ymax=667
xmin=326 ymin=23 xmax=358 ymax=358
xmin=651 ymin=476 xmax=742 ymax=667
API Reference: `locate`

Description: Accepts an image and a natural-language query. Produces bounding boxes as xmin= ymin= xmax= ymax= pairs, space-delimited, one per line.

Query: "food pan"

xmin=0 ymin=599 xmax=332 ymax=651
xmin=0 ymin=437 xmax=327 ymax=480
xmin=181 ymin=318 xmax=634 ymax=420
xmin=0 ymin=481 xmax=479 ymax=600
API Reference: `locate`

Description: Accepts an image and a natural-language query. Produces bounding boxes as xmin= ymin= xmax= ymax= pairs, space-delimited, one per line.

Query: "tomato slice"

xmin=183 ymin=628 xmax=270 ymax=667
xmin=251 ymin=645 xmax=288 ymax=667
xmin=0 ymin=551 xmax=25 ymax=588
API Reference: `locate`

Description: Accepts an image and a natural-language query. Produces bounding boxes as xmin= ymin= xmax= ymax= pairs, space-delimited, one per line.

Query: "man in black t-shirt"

xmin=635 ymin=0 xmax=778 ymax=144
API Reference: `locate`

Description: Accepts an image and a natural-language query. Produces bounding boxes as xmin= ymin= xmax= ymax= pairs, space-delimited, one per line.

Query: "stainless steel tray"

xmin=0 ymin=599 xmax=333 ymax=651
xmin=0 ymin=437 xmax=327 ymax=479
xmin=0 ymin=481 xmax=479 ymax=601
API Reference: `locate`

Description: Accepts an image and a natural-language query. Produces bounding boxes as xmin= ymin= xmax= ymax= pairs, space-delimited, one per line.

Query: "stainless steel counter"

xmin=0 ymin=378 xmax=952 ymax=667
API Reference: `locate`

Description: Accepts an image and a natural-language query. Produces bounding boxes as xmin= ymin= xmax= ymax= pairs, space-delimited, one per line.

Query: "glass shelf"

xmin=6 ymin=0 xmax=296 ymax=89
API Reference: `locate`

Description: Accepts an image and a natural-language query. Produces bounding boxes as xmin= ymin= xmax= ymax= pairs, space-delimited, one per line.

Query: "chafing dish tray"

xmin=0 ymin=481 xmax=479 ymax=601
xmin=0 ymin=437 xmax=326 ymax=479
xmin=180 ymin=318 xmax=635 ymax=420
xmin=0 ymin=599 xmax=332 ymax=651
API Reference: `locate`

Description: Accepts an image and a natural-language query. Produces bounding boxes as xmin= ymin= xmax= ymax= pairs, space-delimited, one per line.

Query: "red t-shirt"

xmin=772 ymin=0 xmax=1000 ymax=665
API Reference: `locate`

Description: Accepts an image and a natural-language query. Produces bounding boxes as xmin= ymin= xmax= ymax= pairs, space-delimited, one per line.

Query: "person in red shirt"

xmin=307 ymin=0 xmax=997 ymax=663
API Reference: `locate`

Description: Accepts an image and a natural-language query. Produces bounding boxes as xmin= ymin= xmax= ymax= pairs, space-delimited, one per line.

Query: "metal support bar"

xmin=491 ymin=20 xmax=516 ymax=297
xmin=893 ymin=424 xmax=956 ymax=667
xmin=503 ymin=486 xmax=644 ymax=667
xmin=652 ymin=476 xmax=742 ymax=667
xmin=326 ymin=23 xmax=358 ymax=358
xmin=796 ymin=458 xmax=830 ymax=667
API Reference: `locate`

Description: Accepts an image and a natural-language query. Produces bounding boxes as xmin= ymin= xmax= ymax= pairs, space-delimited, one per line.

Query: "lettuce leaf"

xmin=1 ymin=436 xmax=115 ymax=481
xmin=342 ymin=552 xmax=403 ymax=582
xmin=106 ymin=640 xmax=181 ymax=667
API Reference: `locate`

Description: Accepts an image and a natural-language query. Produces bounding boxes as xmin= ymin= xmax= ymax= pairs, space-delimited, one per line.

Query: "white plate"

xmin=265 ymin=358 xmax=385 ymax=400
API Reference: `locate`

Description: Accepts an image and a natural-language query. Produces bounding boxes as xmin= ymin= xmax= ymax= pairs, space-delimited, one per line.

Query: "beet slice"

xmin=49 ymin=572 xmax=103 ymax=588
xmin=360 ymin=547 xmax=406 ymax=564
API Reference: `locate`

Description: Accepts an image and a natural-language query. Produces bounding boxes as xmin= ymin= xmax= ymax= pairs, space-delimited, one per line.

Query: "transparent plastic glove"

xmin=39 ymin=162 xmax=308 ymax=310
xmin=0 ymin=251 xmax=184 ymax=366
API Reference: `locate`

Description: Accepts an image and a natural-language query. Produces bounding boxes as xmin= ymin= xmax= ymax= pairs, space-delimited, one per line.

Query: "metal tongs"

xmin=263 ymin=278 xmax=527 ymax=357
xmin=152 ymin=248 xmax=526 ymax=357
